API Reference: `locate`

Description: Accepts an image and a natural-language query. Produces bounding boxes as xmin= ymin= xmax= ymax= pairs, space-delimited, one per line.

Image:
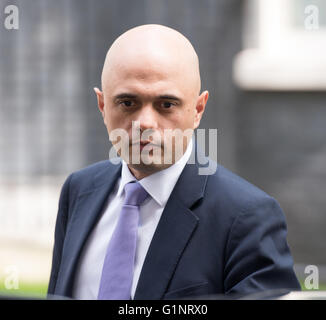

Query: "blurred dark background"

xmin=0 ymin=0 xmax=325 ymax=292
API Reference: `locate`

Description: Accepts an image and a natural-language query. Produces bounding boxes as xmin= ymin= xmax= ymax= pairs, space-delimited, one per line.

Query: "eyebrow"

xmin=113 ymin=93 xmax=182 ymax=102
xmin=113 ymin=93 xmax=138 ymax=100
xmin=157 ymin=95 xmax=181 ymax=101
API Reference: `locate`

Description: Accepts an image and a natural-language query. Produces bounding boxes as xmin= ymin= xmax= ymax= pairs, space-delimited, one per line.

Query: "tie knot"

xmin=123 ymin=181 xmax=148 ymax=206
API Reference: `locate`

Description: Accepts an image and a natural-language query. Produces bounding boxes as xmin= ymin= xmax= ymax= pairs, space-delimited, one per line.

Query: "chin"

xmin=129 ymin=161 xmax=173 ymax=176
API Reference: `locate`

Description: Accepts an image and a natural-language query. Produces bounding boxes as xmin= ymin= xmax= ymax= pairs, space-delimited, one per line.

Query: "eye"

xmin=119 ymin=100 xmax=134 ymax=107
xmin=161 ymin=101 xmax=174 ymax=109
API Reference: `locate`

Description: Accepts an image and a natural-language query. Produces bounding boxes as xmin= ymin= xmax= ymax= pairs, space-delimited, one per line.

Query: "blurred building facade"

xmin=0 ymin=0 xmax=325 ymax=284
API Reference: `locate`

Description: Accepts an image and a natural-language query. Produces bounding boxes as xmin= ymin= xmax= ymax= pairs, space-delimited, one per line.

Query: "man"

xmin=48 ymin=24 xmax=301 ymax=300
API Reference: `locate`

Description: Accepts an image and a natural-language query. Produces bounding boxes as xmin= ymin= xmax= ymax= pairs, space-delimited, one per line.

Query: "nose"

xmin=136 ymin=104 xmax=158 ymax=132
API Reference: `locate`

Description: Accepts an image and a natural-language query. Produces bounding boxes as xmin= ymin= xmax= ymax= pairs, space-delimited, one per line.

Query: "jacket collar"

xmin=57 ymin=142 xmax=211 ymax=299
xmin=55 ymin=159 xmax=122 ymax=297
xmin=134 ymin=143 xmax=209 ymax=299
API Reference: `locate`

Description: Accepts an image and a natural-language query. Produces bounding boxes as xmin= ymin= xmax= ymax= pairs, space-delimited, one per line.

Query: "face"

xmin=95 ymin=51 xmax=208 ymax=179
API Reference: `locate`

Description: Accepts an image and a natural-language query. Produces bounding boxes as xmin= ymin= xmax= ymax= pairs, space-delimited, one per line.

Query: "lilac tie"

xmin=97 ymin=181 xmax=148 ymax=300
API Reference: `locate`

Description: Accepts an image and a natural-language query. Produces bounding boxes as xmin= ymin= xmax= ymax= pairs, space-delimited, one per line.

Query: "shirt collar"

xmin=117 ymin=138 xmax=193 ymax=207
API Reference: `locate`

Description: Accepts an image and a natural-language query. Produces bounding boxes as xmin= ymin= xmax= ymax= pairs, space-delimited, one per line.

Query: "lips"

xmin=131 ymin=141 xmax=161 ymax=151
xmin=131 ymin=141 xmax=149 ymax=146
xmin=131 ymin=140 xmax=155 ymax=145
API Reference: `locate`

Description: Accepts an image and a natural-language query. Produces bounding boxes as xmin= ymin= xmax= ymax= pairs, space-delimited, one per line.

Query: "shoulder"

xmin=63 ymin=158 xmax=121 ymax=195
xmin=209 ymin=164 xmax=270 ymax=199
xmin=204 ymin=163 xmax=281 ymax=219
xmin=70 ymin=159 xmax=112 ymax=179
xmin=193 ymin=147 xmax=271 ymax=208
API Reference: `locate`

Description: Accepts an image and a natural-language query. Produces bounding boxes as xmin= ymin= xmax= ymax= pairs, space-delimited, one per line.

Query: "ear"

xmin=194 ymin=90 xmax=209 ymax=129
xmin=94 ymin=87 xmax=106 ymax=122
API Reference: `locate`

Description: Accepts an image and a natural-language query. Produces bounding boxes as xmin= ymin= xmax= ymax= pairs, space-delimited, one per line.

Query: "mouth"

xmin=131 ymin=141 xmax=161 ymax=151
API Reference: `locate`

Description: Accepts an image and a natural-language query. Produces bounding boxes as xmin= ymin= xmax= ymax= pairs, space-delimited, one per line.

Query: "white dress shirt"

xmin=72 ymin=139 xmax=193 ymax=299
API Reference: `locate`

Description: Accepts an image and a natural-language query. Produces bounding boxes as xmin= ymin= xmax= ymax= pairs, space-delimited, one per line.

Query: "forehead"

xmin=104 ymin=55 xmax=188 ymax=97
xmin=117 ymin=58 xmax=177 ymax=81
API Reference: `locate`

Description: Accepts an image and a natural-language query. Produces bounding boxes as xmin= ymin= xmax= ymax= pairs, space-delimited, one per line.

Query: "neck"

xmin=127 ymin=164 xmax=173 ymax=180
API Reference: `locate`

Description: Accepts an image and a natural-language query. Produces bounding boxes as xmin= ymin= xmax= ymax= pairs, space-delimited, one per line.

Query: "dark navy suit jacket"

xmin=48 ymin=149 xmax=301 ymax=299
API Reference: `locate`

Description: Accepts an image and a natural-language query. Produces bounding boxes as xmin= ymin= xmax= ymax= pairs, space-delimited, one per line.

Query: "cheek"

xmin=175 ymin=108 xmax=196 ymax=129
xmin=105 ymin=109 xmax=124 ymax=129
xmin=107 ymin=117 xmax=134 ymax=141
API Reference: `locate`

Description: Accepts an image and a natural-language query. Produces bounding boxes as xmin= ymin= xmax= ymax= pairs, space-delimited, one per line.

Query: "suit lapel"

xmin=134 ymin=154 xmax=208 ymax=299
xmin=55 ymin=160 xmax=122 ymax=296
xmin=57 ymin=144 xmax=210 ymax=299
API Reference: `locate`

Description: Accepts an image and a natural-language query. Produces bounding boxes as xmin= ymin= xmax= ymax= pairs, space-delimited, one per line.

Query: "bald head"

xmin=101 ymin=24 xmax=201 ymax=96
xmin=95 ymin=24 xmax=208 ymax=179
